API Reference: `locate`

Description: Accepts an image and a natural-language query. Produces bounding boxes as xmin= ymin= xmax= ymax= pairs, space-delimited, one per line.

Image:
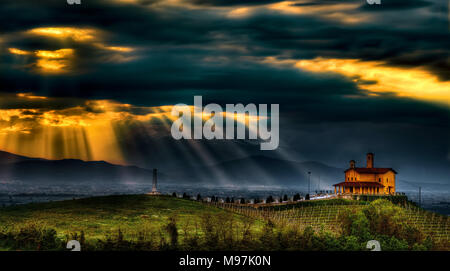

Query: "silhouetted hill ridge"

xmin=0 ymin=151 xmax=343 ymax=187
xmin=0 ymin=151 xmax=154 ymax=183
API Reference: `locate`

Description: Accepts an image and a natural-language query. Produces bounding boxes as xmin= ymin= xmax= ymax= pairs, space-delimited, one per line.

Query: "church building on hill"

xmin=333 ymin=153 xmax=396 ymax=195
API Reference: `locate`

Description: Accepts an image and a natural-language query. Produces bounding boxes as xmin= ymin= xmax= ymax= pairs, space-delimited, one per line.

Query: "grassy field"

xmin=0 ymin=195 xmax=263 ymax=244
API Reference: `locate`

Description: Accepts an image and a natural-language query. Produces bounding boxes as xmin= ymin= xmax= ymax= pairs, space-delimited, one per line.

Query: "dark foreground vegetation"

xmin=0 ymin=195 xmax=447 ymax=251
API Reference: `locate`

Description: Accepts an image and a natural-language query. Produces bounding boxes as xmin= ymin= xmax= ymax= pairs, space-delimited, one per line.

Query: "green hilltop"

xmin=0 ymin=195 xmax=262 ymax=240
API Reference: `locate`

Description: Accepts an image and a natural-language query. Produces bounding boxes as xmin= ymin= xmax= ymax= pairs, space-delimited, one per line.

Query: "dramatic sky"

xmin=0 ymin=0 xmax=448 ymax=184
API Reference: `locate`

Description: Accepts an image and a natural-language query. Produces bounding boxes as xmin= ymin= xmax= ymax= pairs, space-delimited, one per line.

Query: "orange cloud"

xmin=35 ymin=49 xmax=74 ymax=59
xmin=10 ymin=27 xmax=137 ymax=73
xmin=223 ymin=0 xmax=367 ymax=23
xmin=227 ymin=7 xmax=252 ymax=18
xmin=27 ymin=27 xmax=135 ymax=54
xmin=28 ymin=27 xmax=97 ymax=42
xmin=8 ymin=47 xmax=75 ymax=73
xmin=101 ymin=46 xmax=134 ymax=52
xmin=36 ymin=59 xmax=69 ymax=73
xmin=17 ymin=93 xmax=48 ymax=100
xmin=35 ymin=49 xmax=74 ymax=73
xmin=8 ymin=48 xmax=31 ymax=55
xmin=295 ymin=57 xmax=450 ymax=106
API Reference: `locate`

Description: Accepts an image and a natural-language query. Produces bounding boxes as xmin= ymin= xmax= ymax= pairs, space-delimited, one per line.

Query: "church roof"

xmin=333 ymin=181 xmax=385 ymax=187
xmin=345 ymin=167 xmax=397 ymax=174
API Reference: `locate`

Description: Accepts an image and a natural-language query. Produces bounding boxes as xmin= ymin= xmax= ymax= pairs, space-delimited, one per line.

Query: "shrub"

xmin=259 ymin=220 xmax=277 ymax=250
xmin=7 ymin=223 xmax=61 ymax=251
xmin=338 ymin=199 xmax=427 ymax=250
xmin=164 ymin=216 xmax=178 ymax=249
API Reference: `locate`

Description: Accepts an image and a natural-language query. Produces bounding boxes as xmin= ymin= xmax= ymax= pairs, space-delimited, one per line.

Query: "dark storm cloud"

xmin=1 ymin=0 xmax=448 ymax=75
xmin=0 ymin=49 xmax=358 ymax=101
xmin=3 ymin=50 xmax=448 ymax=132
xmin=230 ymin=11 xmax=449 ymax=79
xmin=0 ymin=0 xmax=448 ymax=122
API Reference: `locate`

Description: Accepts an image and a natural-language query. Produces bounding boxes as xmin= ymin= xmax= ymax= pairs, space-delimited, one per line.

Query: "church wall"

xmin=383 ymin=171 xmax=396 ymax=194
xmin=359 ymin=173 xmax=376 ymax=182
xmin=345 ymin=169 xmax=359 ymax=181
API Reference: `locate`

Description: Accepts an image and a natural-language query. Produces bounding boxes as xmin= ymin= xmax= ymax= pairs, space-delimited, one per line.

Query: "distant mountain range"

xmin=0 ymin=151 xmax=36 ymax=164
xmin=0 ymin=151 xmax=343 ymax=188
xmin=0 ymin=151 xmax=154 ymax=184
